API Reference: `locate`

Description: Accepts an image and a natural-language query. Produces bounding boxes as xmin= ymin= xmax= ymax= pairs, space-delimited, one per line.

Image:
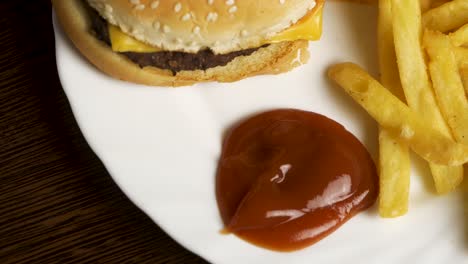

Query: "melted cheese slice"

xmin=109 ymin=24 xmax=162 ymax=52
xmin=109 ymin=2 xmax=324 ymax=53
xmin=268 ymin=2 xmax=324 ymax=43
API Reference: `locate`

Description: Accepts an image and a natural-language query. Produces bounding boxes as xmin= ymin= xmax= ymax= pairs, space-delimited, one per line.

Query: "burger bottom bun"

xmin=53 ymin=0 xmax=310 ymax=87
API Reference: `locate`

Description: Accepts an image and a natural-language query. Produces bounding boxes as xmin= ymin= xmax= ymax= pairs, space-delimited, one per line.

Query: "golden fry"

xmin=327 ymin=63 xmax=468 ymax=166
xmin=392 ymin=0 xmax=441 ymax=121
xmin=392 ymin=0 xmax=463 ymax=194
xmin=430 ymin=165 xmax=464 ymax=194
xmin=461 ymin=65 xmax=468 ymax=96
xmin=449 ymin=24 xmax=468 ymax=47
xmin=431 ymin=0 xmax=451 ymax=8
xmin=378 ymin=128 xmax=411 ymax=216
xmin=424 ymin=30 xmax=468 ymax=145
xmin=420 ymin=0 xmax=433 ymax=12
xmin=455 ymin=47 xmax=468 ymax=68
xmin=377 ymin=0 xmax=410 ymax=218
xmin=420 ymin=0 xmax=451 ymax=11
xmin=422 ymin=0 xmax=468 ymax=33
xmin=457 ymin=48 xmax=468 ymax=95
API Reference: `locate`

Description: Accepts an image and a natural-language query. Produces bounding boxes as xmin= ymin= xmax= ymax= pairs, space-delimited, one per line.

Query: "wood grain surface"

xmin=0 ymin=1 xmax=207 ymax=263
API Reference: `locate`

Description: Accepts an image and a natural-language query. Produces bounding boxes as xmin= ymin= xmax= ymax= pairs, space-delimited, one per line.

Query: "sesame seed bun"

xmin=86 ymin=0 xmax=319 ymax=54
xmin=53 ymin=0 xmax=311 ymax=87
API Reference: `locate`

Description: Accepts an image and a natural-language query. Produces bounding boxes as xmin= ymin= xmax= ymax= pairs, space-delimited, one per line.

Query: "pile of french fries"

xmin=328 ymin=0 xmax=468 ymax=217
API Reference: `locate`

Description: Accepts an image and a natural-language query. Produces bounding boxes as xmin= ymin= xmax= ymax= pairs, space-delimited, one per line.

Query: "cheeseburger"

xmin=52 ymin=0 xmax=324 ymax=86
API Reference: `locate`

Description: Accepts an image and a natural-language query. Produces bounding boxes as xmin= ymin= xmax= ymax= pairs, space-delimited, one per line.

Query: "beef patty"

xmin=88 ymin=5 xmax=264 ymax=73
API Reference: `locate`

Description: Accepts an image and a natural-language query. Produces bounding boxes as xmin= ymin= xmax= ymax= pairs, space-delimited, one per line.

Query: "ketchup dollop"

xmin=216 ymin=109 xmax=378 ymax=251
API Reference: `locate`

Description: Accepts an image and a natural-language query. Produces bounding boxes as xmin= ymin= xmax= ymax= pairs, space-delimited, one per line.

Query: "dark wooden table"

xmin=0 ymin=1 xmax=206 ymax=263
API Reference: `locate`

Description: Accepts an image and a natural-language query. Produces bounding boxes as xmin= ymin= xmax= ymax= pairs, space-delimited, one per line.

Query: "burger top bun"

xmin=87 ymin=0 xmax=318 ymax=54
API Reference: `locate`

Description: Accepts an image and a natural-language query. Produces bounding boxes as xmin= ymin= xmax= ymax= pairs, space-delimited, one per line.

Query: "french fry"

xmin=422 ymin=0 xmax=468 ymax=33
xmin=454 ymin=47 xmax=468 ymax=99
xmin=391 ymin=0 xmax=463 ymax=194
xmin=377 ymin=0 xmax=410 ymax=218
xmin=378 ymin=129 xmax=410 ymax=217
xmin=419 ymin=0 xmax=450 ymax=12
xmin=420 ymin=0 xmax=433 ymax=12
xmin=461 ymin=65 xmax=468 ymax=95
xmin=424 ymin=30 xmax=468 ymax=145
xmin=457 ymin=48 xmax=468 ymax=94
xmin=430 ymin=0 xmax=451 ymax=8
xmin=327 ymin=63 xmax=468 ymax=167
xmin=420 ymin=0 xmax=451 ymax=11
xmin=456 ymin=47 xmax=468 ymax=68
xmin=392 ymin=0 xmax=442 ymax=121
xmin=430 ymin=165 xmax=464 ymax=194
xmin=378 ymin=1 xmax=406 ymax=100
xmin=449 ymin=24 xmax=468 ymax=47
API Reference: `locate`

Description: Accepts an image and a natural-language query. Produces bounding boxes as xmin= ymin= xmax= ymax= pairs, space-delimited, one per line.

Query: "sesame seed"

xmin=150 ymin=0 xmax=160 ymax=9
xmin=135 ymin=4 xmax=145 ymax=10
xmin=228 ymin=6 xmax=237 ymax=13
xmin=181 ymin=13 xmax=191 ymax=21
xmin=174 ymin=3 xmax=182 ymax=13
xmin=206 ymin=12 xmax=218 ymax=22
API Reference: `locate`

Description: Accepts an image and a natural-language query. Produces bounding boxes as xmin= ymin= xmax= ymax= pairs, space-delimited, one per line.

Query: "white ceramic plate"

xmin=53 ymin=2 xmax=467 ymax=264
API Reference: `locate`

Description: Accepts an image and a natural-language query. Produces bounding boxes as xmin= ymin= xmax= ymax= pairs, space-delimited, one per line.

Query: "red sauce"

xmin=216 ymin=109 xmax=378 ymax=251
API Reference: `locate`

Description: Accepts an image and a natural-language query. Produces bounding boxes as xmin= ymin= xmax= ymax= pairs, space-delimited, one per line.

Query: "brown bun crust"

xmin=52 ymin=0 xmax=310 ymax=87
